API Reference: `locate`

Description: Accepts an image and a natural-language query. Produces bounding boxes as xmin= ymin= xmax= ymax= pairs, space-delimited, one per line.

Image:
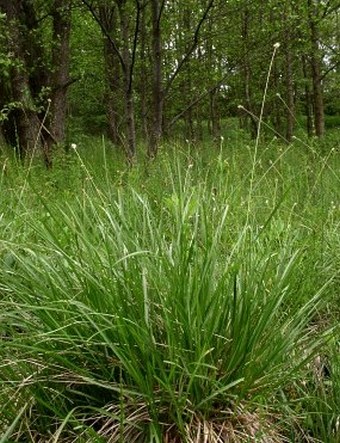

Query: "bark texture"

xmin=0 ymin=0 xmax=41 ymax=159
xmin=0 ymin=0 xmax=72 ymax=165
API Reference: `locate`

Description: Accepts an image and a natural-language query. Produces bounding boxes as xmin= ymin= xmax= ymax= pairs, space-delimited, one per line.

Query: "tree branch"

xmin=321 ymin=60 xmax=340 ymax=80
xmin=52 ymin=76 xmax=79 ymax=92
xmin=164 ymin=0 xmax=215 ymax=96
xmin=167 ymin=32 xmax=278 ymax=129
xmin=81 ymin=0 xmax=126 ymax=73
xmin=167 ymin=71 xmax=229 ymax=129
xmin=157 ymin=0 xmax=166 ymax=27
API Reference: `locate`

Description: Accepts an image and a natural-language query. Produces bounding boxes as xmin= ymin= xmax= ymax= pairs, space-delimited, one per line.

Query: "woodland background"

xmin=0 ymin=0 xmax=339 ymax=164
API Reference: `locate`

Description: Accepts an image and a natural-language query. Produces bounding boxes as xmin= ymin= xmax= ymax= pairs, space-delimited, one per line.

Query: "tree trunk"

xmin=308 ymin=0 xmax=325 ymax=137
xmin=82 ymin=0 xmax=138 ymax=162
xmin=49 ymin=0 xmax=72 ymax=146
xmin=183 ymin=8 xmax=194 ymax=141
xmin=139 ymin=7 xmax=149 ymax=140
xmin=99 ymin=5 xmax=121 ymax=146
xmin=148 ymin=0 xmax=164 ymax=158
xmin=0 ymin=0 xmax=71 ymax=166
xmin=184 ymin=70 xmax=194 ymax=140
xmin=0 ymin=0 xmax=42 ymax=160
xmin=284 ymin=23 xmax=295 ymax=142
xmin=118 ymin=0 xmax=136 ymax=161
xmin=206 ymin=17 xmax=220 ymax=141
xmin=21 ymin=0 xmax=49 ymax=100
xmin=242 ymin=9 xmax=257 ymax=139
xmin=302 ymin=56 xmax=314 ymax=137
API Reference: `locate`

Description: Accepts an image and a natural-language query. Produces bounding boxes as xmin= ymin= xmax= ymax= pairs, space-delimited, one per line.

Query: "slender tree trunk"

xmin=148 ymin=0 xmax=164 ymax=158
xmin=139 ymin=7 xmax=149 ymax=140
xmin=184 ymin=71 xmax=194 ymax=140
xmin=284 ymin=24 xmax=295 ymax=142
xmin=308 ymin=0 xmax=325 ymax=137
xmin=310 ymin=56 xmax=324 ymax=138
xmin=194 ymin=105 xmax=203 ymax=141
xmin=99 ymin=5 xmax=121 ymax=145
xmin=105 ymin=72 xmax=121 ymax=145
xmin=302 ymin=55 xmax=314 ymax=137
xmin=183 ymin=8 xmax=194 ymax=140
xmin=119 ymin=1 xmax=136 ymax=160
xmin=242 ymin=9 xmax=257 ymax=138
xmin=124 ymin=91 xmax=136 ymax=160
xmin=206 ymin=18 xmax=220 ymax=141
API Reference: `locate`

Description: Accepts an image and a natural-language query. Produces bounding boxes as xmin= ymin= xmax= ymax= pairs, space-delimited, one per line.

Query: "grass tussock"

xmin=0 ymin=137 xmax=339 ymax=442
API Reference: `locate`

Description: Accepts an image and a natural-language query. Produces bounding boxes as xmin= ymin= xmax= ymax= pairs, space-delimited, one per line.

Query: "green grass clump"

xmin=0 ymin=138 xmax=339 ymax=442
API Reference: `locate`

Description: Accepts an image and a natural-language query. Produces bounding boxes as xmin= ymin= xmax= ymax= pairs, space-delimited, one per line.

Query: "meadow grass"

xmin=0 ymin=136 xmax=339 ymax=442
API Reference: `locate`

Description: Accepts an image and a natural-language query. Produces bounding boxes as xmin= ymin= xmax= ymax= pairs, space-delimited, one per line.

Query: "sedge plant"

xmin=0 ymin=143 xmax=338 ymax=442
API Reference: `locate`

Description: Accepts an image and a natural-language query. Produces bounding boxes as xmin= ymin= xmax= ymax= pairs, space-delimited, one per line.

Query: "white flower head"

xmin=273 ymin=42 xmax=280 ymax=49
xmin=71 ymin=143 xmax=77 ymax=150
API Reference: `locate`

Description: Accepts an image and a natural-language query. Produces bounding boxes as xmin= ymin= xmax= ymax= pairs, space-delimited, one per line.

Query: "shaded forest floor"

xmin=0 ymin=134 xmax=339 ymax=442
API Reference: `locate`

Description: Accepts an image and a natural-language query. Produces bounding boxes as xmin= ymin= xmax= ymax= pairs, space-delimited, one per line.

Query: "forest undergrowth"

xmin=0 ymin=135 xmax=339 ymax=442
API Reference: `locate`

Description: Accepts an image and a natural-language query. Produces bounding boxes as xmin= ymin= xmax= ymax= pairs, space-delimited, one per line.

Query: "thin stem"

xmin=255 ymin=43 xmax=280 ymax=148
xmin=247 ymin=43 xmax=280 ymax=220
